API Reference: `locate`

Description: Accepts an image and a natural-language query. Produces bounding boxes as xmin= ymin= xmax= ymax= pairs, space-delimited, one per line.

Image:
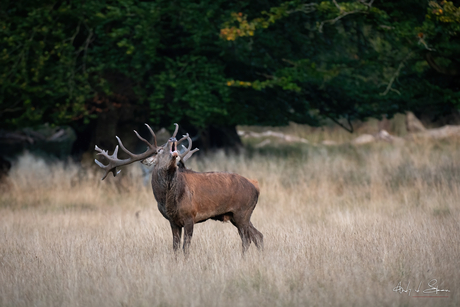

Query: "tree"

xmin=2 ymin=1 xmax=459 ymax=157
xmin=0 ymin=0 xmax=247 ymax=153
xmin=220 ymin=0 xmax=460 ymax=130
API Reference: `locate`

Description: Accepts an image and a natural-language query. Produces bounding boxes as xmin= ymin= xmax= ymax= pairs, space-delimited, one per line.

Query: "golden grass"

xmin=1 ymin=139 xmax=459 ymax=306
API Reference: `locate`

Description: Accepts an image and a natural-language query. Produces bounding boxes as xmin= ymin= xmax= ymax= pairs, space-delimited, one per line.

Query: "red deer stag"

xmin=95 ymin=124 xmax=263 ymax=254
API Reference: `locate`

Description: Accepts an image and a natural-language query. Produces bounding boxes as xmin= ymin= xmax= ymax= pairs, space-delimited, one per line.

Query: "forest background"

xmin=1 ymin=0 xmax=460 ymax=157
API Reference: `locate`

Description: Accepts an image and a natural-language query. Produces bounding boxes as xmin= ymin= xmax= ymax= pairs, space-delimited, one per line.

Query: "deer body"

xmin=95 ymin=124 xmax=263 ymax=254
xmin=151 ymin=146 xmax=263 ymax=253
xmin=153 ymin=170 xmax=258 ymax=223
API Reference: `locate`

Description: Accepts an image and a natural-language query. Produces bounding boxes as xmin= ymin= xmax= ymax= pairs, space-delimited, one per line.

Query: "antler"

xmin=95 ymin=123 xmax=158 ymax=180
xmin=171 ymin=123 xmax=179 ymax=139
xmin=177 ymin=133 xmax=199 ymax=162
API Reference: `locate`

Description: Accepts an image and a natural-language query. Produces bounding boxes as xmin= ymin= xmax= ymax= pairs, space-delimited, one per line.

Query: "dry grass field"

xmin=1 ymin=131 xmax=459 ymax=306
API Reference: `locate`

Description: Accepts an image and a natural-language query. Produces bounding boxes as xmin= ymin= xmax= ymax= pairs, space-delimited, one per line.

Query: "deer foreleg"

xmin=170 ymin=222 xmax=182 ymax=252
xmin=183 ymin=219 xmax=194 ymax=254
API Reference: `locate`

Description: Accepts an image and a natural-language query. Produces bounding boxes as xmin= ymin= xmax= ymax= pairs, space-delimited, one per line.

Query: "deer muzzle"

xmin=169 ymin=137 xmax=178 ymax=156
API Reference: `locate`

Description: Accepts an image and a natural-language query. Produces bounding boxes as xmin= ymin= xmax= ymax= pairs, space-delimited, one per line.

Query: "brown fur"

xmin=151 ymin=141 xmax=263 ymax=254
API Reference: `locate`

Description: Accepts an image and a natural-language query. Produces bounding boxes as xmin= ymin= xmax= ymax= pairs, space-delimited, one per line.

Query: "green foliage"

xmin=0 ymin=0 xmax=239 ymax=130
xmin=0 ymin=0 xmax=161 ymax=127
xmin=1 ymin=0 xmax=459 ymax=137
xmin=222 ymin=0 xmax=460 ymax=129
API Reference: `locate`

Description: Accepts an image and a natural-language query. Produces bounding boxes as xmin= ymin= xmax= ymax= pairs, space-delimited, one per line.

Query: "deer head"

xmin=149 ymin=133 xmax=199 ymax=171
xmin=94 ymin=124 xmax=198 ymax=180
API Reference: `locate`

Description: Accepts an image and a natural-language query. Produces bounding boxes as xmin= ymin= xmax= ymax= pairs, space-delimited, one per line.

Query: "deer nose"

xmin=169 ymin=137 xmax=177 ymax=142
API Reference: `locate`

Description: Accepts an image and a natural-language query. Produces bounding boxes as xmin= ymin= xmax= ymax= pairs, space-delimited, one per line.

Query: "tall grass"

xmin=1 ymin=140 xmax=459 ymax=306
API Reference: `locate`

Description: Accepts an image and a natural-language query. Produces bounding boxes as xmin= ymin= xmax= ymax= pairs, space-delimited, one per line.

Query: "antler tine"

xmin=94 ymin=124 xmax=159 ymax=180
xmin=178 ymin=133 xmax=199 ymax=161
xmin=171 ymin=123 xmax=179 ymax=138
xmin=144 ymin=123 xmax=157 ymax=147
xmin=183 ymin=148 xmax=199 ymax=162
xmin=94 ymin=145 xmax=123 ymax=180
xmin=178 ymin=134 xmax=192 ymax=155
xmin=115 ymin=123 xmax=158 ymax=157
xmin=115 ymin=135 xmax=136 ymax=158
xmin=176 ymin=133 xmax=188 ymax=144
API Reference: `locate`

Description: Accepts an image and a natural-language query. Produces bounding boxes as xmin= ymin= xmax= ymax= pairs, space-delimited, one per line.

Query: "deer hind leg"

xmin=231 ymin=216 xmax=252 ymax=253
xmin=249 ymin=222 xmax=264 ymax=250
xmin=237 ymin=226 xmax=251 ymax=254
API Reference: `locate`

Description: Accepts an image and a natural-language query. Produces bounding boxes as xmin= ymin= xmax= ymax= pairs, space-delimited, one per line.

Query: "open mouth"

xmin=170 ymin=141 xmax=178 ymax=155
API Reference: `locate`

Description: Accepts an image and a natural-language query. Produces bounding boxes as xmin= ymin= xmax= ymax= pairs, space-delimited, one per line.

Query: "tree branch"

xmin=358 ymin=0 xmax=374 ymax=8
xmin=332 ymin=0 xmax=342 ymax=11
xmin=318 ymin=10 xmax=367 ymax=33
xmin=318 ymin=0 xmax=374 ymax=33
xmin=380 ymin=51 xmax=413 ymax=96
xmin=418 ymin=37 xmax=435 ymax=51
xmin=327 ymin=115 xmax=354 ymax=133
xmin=256 ymin=72 xmax=275 ymax=79
xmin=425 ymin=53 xmax=459 ymax=76
xmin=65 ymin=21 xmax=81 ymax=46
xmin=288 ymin=3 xmax=317 ymax=14
xmin=0 ymin=100 xmax=22 ymax=117
xmin=282 ymin=58 xmax=297 ymax=66
xmin=81 ymin=22 xmax=94 ymax=74
xmin=7 ymin=30 xmax=37 ymax=79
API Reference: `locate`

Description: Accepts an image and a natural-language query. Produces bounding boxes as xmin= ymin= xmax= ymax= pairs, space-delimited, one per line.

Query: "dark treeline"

xmin=1 ymin=0 xmax=459 ymax=157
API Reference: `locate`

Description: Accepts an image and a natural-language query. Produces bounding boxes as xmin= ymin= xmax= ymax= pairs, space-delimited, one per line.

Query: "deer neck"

xmin=151 ymin=165 xmax=183 ymax=218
